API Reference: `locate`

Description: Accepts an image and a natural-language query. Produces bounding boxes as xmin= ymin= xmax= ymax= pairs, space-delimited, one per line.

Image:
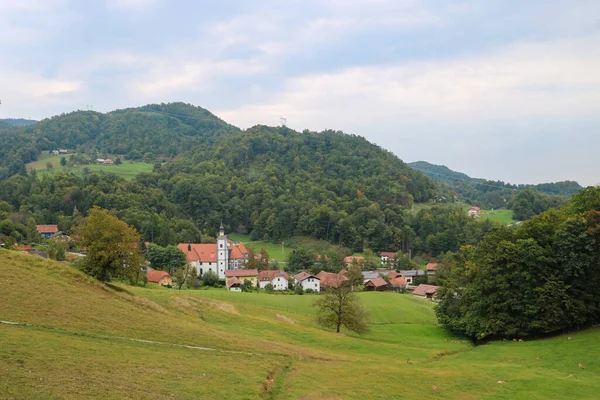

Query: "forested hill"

xmin=0 ymin=118 xmax=37 ymax=128
xmin=409 ymin=160 xmax=583 ymax=208
xmin=0 ymin=103 xmax=440 ymax=253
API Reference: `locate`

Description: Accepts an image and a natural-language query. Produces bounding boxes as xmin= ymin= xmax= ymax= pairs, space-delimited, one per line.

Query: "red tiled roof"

xmin=380 ymin=252 xmax=398 ymax=258
xmin=259 ymin=270 xmax=288 ymax=282
xmin=177 ymin=243 xmax=217 ymax=262
xmin=413 ymin=284 xmax=439 ymax=297
xmin=365 ymin=277 xmax=388 ymax=287
xmin=343 ymin=256 xmax=365 ymax=264
xmin=390 ymin=277 xmax=408 ymax=287
xmin=36 ymin=225 xmax=59 ymax=234
xmin=146 ymin=270 xmax=171 ymax=283
xmin=294 ymin=272 xmax=317 ymax=281
xmin=237 ymin=242 xmax=248 ymax=255
xmin=225 ymin=269 xmax=258 ymax=278
xmin=426 ymin=263 xmax=438 ymax=271
xmin=227 ymin=277 xmax=242 ymax=288
xmin=318 ymin=271 xmax=349 ymax=288
xmin=387 ymin=271 xmax=403 ymax=279
xmin=469 ymin=206 xmax=481 ymax=212
xmin=230 ymin=246 xmax=244 ymax=259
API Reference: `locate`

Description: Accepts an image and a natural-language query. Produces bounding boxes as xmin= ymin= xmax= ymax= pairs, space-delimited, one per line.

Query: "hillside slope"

xmin=1 ymin=250 xmax=599 ymax=399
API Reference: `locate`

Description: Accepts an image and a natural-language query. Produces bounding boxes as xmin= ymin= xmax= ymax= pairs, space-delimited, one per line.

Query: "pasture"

xmin=1 ymin=250 xmax=598 ymax=399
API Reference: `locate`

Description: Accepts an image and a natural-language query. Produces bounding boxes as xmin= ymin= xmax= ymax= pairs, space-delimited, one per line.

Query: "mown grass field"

xmin=26 ymin=152 xmax=153 ymax=180
xmin=414 ymin=202 xmax=516 ymax=224
xmin=1 ymin=250 xmax=598 ymax=399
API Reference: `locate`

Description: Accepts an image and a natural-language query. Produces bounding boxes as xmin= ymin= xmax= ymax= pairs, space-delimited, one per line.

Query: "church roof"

xmin=177 ymin=243 xmax=217 ymax=263
xmin=229 ymin=246 xmax=244 ymax=259
xmin=237 ymin=242 xmax=248 ymax=255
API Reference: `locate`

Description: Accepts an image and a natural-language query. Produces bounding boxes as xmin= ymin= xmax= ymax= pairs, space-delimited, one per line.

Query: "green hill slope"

xmin=1 ymin=250 xmax=599 ymax=399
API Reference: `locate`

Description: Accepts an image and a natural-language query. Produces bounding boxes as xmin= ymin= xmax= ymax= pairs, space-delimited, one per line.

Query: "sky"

xmin=1 ymin=0 xmax=599 ymax=186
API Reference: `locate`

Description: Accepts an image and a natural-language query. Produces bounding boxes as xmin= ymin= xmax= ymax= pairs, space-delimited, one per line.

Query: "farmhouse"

xmin=413 ymin=284 xmax=439 ymax=300
xmin=426 ymin=263 xmax=438 ymax=275
xmin=146 ymin=270 xmax=172 ymax=287
xmin=103 ymin=158 xmax=114 ymax=165
xmin=225 ymin=269 xmax=258 ymax=288
xmin=400 ymin=269 xmax=427 ymax=285
xmin=258 ymin=270 xmax=289 ymax=291
xmin=317 ymin=271 xmax=349 ymax=291
xmin=177 ymin=223 xmax=248 ymax=279
xmin=468 ymin=206 xmax=481 ymax=217
xmin=364 ymin=277 xmax=388 ymax=291
xmin=390 ymin=277 xmax=408 ymax=292
xmin=226 ymin=277 xmax=242 ymax=292
xmin=294 ymin=272 xmax=320 ymax=292
xmin=36 ymin=224 xmax=59 ymax=239
xmin=380 ymin=252 xmax=397 ymax=264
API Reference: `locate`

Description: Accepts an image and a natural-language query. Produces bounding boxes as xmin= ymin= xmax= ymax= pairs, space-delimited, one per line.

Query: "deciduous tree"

xmin=313 ymin=283 xmax=369 ymax=334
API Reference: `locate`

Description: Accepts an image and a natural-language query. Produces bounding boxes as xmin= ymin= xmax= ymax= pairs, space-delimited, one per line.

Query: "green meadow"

xmin=1 ymin=250 xmax=598 ymax=399
xmin=414 ymin=202 xmax=516 ymax=224
xmin=26 ymin=152 xmax=153 ymax=180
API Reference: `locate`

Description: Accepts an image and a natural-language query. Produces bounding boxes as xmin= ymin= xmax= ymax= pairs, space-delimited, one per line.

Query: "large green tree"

xmin=74 ymin=207 xmax=144 ymax=283
xmin=313 ymin=283 xmax=369 ymax=334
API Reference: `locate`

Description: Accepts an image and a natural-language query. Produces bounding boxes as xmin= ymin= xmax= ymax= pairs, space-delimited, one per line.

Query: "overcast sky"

xmin=1 ymin=0 xmax=599 ymax=186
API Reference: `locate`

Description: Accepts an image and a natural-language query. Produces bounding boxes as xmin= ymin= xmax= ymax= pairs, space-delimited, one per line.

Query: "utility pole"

xmin=280 ymin=117 xmax=287 ymax=127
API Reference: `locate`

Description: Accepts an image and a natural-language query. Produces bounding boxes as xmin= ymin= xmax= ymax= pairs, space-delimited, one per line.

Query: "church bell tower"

xmin=216 ymin=221 xmax=228 ymax=279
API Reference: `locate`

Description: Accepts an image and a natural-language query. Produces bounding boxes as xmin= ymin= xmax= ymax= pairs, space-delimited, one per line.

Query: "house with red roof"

xmin=343 ymin=256 xmax=365 ymax=267
xmin=317 ymin=271 xmax=349 ymax=291
xmin=380 ymin=252 xmax=398 ymax=265
xmin=293 ymin=272 xmax=320 ymax=292
xmin=412 ymin=284 xmax=439 ymax=300
xmin=36 ymin=224 xmax=59 ymax=239
xmin=364 ymin=277 xmax=388 ymax=291
xmin=426 ymin=263 xmax=438 ymax=275
xmin=177 ymin=223 xmax=248 ymax=279
xmin=146 ymin=270 xmax=173 ymax=287
xmin=258 ymin=270 xmax=288 ymax=291
xmin=225 ymin=269 xmax=259 ymax=288
xmin=468 ymin=206 xmax=481 ymax=217
xmin=226 ymin=277 xmax=242 ymax=292
xmin=390 ymin=277 xmax=408 ymax=292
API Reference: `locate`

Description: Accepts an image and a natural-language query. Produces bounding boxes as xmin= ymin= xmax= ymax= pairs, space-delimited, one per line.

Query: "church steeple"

xmin=219 ymin=220 xmax=225 ymax=237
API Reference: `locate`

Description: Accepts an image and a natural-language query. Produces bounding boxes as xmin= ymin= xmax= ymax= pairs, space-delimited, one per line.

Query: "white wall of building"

xmin=298 ymin=277 xmax=320 ymax=292
xmin=259 ymin=276 xmax=288 ymax=291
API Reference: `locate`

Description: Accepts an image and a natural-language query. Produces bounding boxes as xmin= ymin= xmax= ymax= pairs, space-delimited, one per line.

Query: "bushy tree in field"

xmin=73 ymin=207 xmax=144 ymax=283
xmin=313 ymin=283 xmax=369 ymax=334
xmin=201 ymin=271 xmax=220 ymax=287
xmin=144 ymin=243 xmax=186 ymax=273
xmin=174 ymin=264 xmax=198 ymax=290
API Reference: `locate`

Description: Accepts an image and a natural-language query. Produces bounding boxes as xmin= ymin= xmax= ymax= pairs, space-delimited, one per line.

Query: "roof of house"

xmin=225 ymin=269 xmax=259 ymax=278
xmin=227 ymin=277 xmax=242 ymax=288
xmin=146 ymin=270 xmax=171 ymax=283
xmin=426 ymin=263 xmax=438 ymax=271
xmin=469 ymin=206 xmax=481 ymax=212
xmin=343 ymin=256 xmax=365 ymax=264
xmin=294 ymin=271 xmax=318 ymax=282
xmin=400 ymin=269 xmax=427 ymax=277
xmin=412 ymin=284 xmax=439 ymax=296
xmin=380 ymin=252 xmax=398 ymax=258
xmin=365 ymin=277 xmax=388 ymax=287
xmin=259 ymin=270 xmax=288 ymax=281
xmin=387 ymin=271 xmax=403 ymax=279
xmin=237 ymin=242 xmax=248 ymax=254
xmin=177 ymin=243 xmax=217 ymax=262
xmin=36 ymin=224 xmax=59 ymax=234
xmin=390 ymin=277 xmax=408 ymax=287
xmin=361 ymin=270 xmax=395 ymax=280
xmin=229 ymin=246 xmax=244 ymax=259
xmin=318 ymin=271 xmax=349 ymax=288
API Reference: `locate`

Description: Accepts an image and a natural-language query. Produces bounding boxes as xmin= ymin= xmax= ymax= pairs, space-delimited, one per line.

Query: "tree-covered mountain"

xmin=0 ymin=118 xmax=37 ymax=128
xmin=0 ymin=103 xmax=441 ymax=253
xmin=409 ymin=161 xmax=582 ymax=210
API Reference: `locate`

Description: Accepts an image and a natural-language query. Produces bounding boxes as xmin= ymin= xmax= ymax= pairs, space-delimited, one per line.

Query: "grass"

xmin=1 ymin=249 xmax=599 ymax=399
xmin=26 ymin=152 xmax=153 ymax=180
xmin=413 ymin=202 xmax=516 ymax=224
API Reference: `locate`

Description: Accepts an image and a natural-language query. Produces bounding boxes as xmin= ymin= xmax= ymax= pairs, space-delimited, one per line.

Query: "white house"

xmin=380 ymin=252 xmax=398 ymax=265
xmin=177 ymin=223 xmax=248 ymax=279
xmin=258 ymin=270 xmax=289 ymax=290
xmin=294 ymin=272 xmax=320 ymax=292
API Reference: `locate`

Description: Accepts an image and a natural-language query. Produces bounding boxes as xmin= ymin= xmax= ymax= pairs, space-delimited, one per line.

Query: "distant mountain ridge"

xmin=408 ymin=161 xmax=583 ymax=208
xmin=0 ymin=118 xmax=37 ymax=128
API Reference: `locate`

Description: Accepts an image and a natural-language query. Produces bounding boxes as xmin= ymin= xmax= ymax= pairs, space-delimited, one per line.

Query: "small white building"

xmin=258 ymin=270 xmax=289 ymax=290
xmin=294 ymin=272 xmax=320 ymax=292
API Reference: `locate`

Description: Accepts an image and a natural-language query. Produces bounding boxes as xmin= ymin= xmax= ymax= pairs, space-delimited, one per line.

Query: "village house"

xmin=36 ymin=225 xmax=59 ymax=240
xmin=226 ymin=277 xmax=242 ymax=292
xmin=400 ymin=269 xmax=427 ymax=285
xmin=225 ymin=269 xmax=259 ymax=288
xmin=103 ymin=158 xmax=114 ymax=165
xmin=380 ymin=252 xmax=397 ymax=265
xmin=413 ymin=284 xmax=439 ymax=300
xmin=426 ymin=263 xmax=438 ymax=275
xmin=468 ymin=206 xmax=481 ymax=217
xmin=390 ymin=277 xmax=408 ymax=292
xmin=293 ymin=272 xmax=320 ymax=292
xmin=364 ymin=277 xmax=388 ymax=292
xmin=177 ymin=223 xmax=249 ymax=279
xmin=317 ymin=271 xmax=349 ymax=291
xmin=343 ymin=256 xmax=365 ymax=267
xmin=258 ymin=270 xmax=289 ymax=291
xmin=146 ymin=270 xmax=173 ymax=287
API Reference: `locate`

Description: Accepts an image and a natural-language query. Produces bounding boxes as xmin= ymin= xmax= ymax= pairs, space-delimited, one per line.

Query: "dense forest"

xmin=436 ymin=187 xmax=600 ymax=340
xmin=409 ymin=161 xmax=582 ymax=211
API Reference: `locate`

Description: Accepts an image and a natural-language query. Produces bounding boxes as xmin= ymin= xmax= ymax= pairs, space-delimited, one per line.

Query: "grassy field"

xmin=1 ymin=250 xmax=599 ymax=399
xmin=26 ymin=152 xmax=153 ymax=180
xmin=413 ymin=202 xmax=516 ymax=224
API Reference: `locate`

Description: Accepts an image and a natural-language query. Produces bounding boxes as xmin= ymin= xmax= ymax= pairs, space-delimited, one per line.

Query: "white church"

xmin=177 ymin=223 xmax=249 ymax=279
